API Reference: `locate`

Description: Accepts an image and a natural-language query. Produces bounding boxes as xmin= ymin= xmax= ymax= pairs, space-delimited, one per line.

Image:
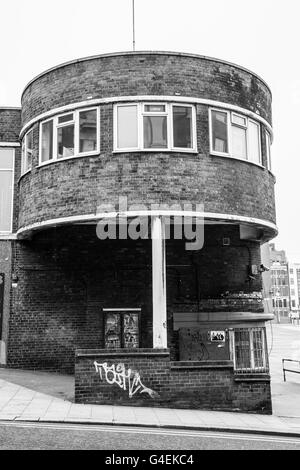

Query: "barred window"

xmin=231 ymin=327 xmax=268 ymax=373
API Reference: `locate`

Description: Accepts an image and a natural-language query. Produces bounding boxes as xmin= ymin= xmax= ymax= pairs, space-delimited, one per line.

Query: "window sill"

xmin=113 ymin=148 xmax=198 ymax=154
xmin=171 ymin=360 xmax=233 ymax=370
xmin=210 ymin=152 xmax=266 ymax=170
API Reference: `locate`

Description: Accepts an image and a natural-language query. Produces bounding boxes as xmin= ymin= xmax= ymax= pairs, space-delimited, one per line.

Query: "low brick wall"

xmin=75 ymin=348 xmax=272 ymax=414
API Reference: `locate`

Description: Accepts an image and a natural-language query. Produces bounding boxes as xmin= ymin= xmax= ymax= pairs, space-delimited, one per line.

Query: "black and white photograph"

xmin=0 ymin=0 xmax=300 ymax=453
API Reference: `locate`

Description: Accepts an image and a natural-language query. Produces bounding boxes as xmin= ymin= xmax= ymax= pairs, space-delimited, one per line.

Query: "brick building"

xmin=0 ymin=51 xmax=277 ymax=413
xmin=269 ymin=244 xmax=290 ymax=323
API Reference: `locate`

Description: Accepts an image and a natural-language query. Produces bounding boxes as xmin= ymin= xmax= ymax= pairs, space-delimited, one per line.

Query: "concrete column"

xmin=151 ymin=216 xmax=167 ymax=349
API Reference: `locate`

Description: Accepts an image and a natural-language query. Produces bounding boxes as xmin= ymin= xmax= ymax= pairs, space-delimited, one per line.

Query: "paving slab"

xmin=67 ymin=404 xmax=92 ymax=420
xmin=113 ymin=405 xmax=138 ymax=424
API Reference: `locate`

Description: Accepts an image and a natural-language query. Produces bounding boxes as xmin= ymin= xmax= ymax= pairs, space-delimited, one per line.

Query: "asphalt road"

xmin=0 ymin=422 xmax=300 ymax=450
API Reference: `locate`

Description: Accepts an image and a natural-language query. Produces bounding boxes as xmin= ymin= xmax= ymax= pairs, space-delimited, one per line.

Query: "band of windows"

xmin=20 ymin=103 xmax=272 ymax=175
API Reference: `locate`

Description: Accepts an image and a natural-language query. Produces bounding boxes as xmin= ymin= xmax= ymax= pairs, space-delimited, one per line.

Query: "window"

xmin=57 ymin=113 xmax=74 ymax=158
xmin=0 ymin=148 xmax=14 ymax=233
xmin=265 ymin=130 xmax=272 ymax=171
xmin=39 ymin=107 xmax=99 ymax=165
xmin=21 ymin=129 xmax=33 ymax=174
xmin=210 ymin=109 xmax=262 ymax=165
xmin=114 ymin=103 xmax=196 ymax=152
xmin=292 ymin=300 xmax=296 ymax=308
xmin=232 ymin=327 xmax=268 ymax=372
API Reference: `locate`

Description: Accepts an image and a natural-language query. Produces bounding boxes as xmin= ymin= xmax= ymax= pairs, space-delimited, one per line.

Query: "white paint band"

xmin=16 ymin=210 xmax=278 ymax=239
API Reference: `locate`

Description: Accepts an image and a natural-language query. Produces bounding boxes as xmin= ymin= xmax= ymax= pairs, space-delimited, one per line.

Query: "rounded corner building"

xmin=0 ymin=51 xmax=277 ymax=413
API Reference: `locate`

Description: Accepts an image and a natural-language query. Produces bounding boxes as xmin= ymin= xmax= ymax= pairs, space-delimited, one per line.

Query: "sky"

xmin=0 ymin=0 xmax=299 ymax=261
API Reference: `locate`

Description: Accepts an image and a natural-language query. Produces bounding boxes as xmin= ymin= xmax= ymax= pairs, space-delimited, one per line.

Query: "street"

xmin=0 ymin=422 xmax=300 ymax=450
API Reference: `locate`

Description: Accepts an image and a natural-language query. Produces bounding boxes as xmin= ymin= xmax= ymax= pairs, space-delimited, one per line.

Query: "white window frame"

xmin=230 ymin=327 xmax=268 ymax=373
xmin=21 ymin=129 xmax=33 ymax=175
xmin=209 ymin=108 xmax=262 ymax=166
xmin=0 ymin=147 xmax=15 ymax=234
xmin=265 ymin=129 xmax=272 ymax=171
xmin=39 ymin=107 xmax=100 ymax=166
xmin=113 ymin=102 xmax=197 ymax=153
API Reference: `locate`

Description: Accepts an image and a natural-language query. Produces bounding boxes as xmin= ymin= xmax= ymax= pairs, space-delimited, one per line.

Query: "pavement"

xmin=0 ymin=323 xmax=299 ymax=437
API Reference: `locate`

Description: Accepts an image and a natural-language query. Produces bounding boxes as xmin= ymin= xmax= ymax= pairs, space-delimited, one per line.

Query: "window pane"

xmin=58 ymin=113 xmax=73 ymax=124
xmin=57 ymin=125 xmax=74 ymax=158
xmin=144 ymin=104 xmax=166 ymax=112
xmin=248 ymin=121 xmax=260 ymax=163
xmin=27 ymin=130 xmax=33 ymax=151
xmin=25 ymin=131 xmax=33 ymax=172
xmin=173 ymin=106 xmax=192 ymax=148
xmin=105 ymin=313 xmax=121 ymax=348
xmin=0 ymin=171 xmax=13 ymax=232
xmin=266 ymin=131 xmax=271 ymax=170
xmin=117 ymin=106 xmax=138 ymax=149
xmin=234 ymin=330 xmax=251 ymax=369
xmin=232 ymin=125 xmax=247 ymax=159
xmin=211 ymin=111 xmax=228 ymax=153
xmin=232 ymin=114 xmax=246 ymax=126
xmin=79 ymin=109 xmax=97 ymax=153
xmin=143 ymin=116 xmax=167 ymax=148
xmin=41 ymin=121 xmax=53 ymax=162
xmin=252 ymin=329 xmax=265 ymax=368
xmin=0 ymin=148 xmax=14 ymax=169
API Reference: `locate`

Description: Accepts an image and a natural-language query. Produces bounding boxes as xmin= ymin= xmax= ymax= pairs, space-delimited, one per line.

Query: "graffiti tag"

xmin=94 ymin=361 xmax=159 ymax=399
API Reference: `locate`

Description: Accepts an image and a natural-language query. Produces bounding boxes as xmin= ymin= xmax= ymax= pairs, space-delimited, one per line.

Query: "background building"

xmin=288 ymin=262 xmax=300 ymax=316
xmin=0 ymin=51 xmax=277 ymax=413
xmin=269 ymin=243 xmax=290 ymax=322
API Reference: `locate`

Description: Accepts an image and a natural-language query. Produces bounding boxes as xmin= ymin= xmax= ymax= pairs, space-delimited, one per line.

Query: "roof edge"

xmin=21 ymin=50 xmax=272 ymax=100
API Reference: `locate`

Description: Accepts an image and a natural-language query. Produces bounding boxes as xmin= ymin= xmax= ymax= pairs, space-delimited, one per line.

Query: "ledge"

xmin=75 ymin=348 xmax=170 ymax=358
xmin=170 ymin=360 xmax=233 ymax=370
xmin=234 ymin=373 xmax=270 ymax=382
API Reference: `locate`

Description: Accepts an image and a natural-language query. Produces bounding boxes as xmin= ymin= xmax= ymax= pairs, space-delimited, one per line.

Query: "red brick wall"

xmin=21 ymin=53 xmax=272 ymax=124
xmin=7 ymin=224 xmax=263 ymax=372
xmin=75 ymin=348 xmax=272 ymax=414
xmin=0 ymin=108 xmax=21 ymax=142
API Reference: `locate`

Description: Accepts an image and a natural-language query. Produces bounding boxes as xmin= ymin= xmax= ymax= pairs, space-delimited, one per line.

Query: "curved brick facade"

xmin=18 ymin=52 xmax=276 ymax=234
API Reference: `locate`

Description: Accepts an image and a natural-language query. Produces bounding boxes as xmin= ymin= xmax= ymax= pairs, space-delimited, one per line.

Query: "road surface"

xmin=0 ymin=422 xmax=299 ymax=450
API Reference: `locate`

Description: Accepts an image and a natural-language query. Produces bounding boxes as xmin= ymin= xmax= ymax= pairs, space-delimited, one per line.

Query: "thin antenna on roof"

xmin=132 ymin=0 xmax=136 ymax=51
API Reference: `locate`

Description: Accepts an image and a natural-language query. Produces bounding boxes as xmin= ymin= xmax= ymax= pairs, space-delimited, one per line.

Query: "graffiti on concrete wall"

xmin=94 ymin=361 xmax=159 ymax=399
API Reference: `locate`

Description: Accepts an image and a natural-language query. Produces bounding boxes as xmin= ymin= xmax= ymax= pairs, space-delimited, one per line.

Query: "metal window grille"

xmin=230 ymin=327 xmax=269 ymax=373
